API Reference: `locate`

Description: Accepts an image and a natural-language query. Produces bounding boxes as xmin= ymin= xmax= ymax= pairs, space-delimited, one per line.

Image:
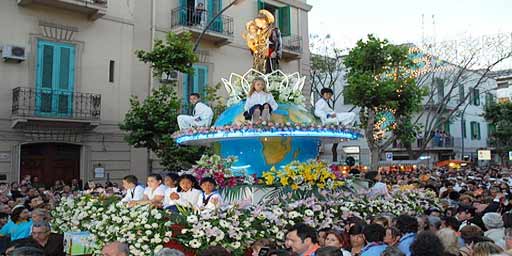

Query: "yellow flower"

xmin=262 ymin=171 xmax=275 ymax=186
xmin=291 ymin=184 xmax=299 ymax=190
xmin=280 ymin=177 xmax=289 ymax=186
xmin=317 ymin=183 xmax=325 ymax=189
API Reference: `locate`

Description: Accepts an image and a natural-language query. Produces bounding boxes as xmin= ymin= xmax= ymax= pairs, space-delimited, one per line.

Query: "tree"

xmin=403 ymin=33 xmax=512 ymax=159
xmin=121 ymin=31 xmax=204 ymax=172
xmin=344 ymin=35 xmax=427 ymax=170
xmin=136 ymin=32 xmax=198 ymax=76
xmin=120 ymin=85 xmax=207 ymax=171
xmin=309 ymin=35 xmax=346 ymax=108
xmin=484 ymin=102 xmax=512 ymax=167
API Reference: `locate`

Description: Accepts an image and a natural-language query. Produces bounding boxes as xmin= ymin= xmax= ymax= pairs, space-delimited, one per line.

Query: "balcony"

xmin=12 ymin=87 xmax=101 ymax=129
xmin=17 ymin=0 xmax=107 ymax=20
xmin=170 ymin=7 xmax=234 ymax=46
xmin=391 ymin=136 xmax=457 ymax=151
xmin=282 ymin=34 xmax=303 ymax=60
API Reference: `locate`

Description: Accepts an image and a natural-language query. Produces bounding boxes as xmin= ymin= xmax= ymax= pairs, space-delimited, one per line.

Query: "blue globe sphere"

xmin=213 ymin=102 xmax=321 ymax=176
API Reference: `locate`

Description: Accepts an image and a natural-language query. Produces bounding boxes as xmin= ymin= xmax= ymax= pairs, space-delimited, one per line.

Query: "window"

xmin=470 ymin=88 xmax=480 ymax=106
xmin=435 ymin=78 xmax=444 ymax=103
xmin=258 ymin=0 xmax=291 ymax=36
xmin=36 ymin=40 xmax=75 ymax=117
xmin=485 ymin=93 xmax=495 ymax=106
xmin=183 ymin=64 xmax=208 ymax=111
xmin=109 ymin=60 xmax=115 ymax=83
xmin=488 ymin=123 xmax=496 ymax=137
xmin=470 ymin=121 xmax=481 ymax=140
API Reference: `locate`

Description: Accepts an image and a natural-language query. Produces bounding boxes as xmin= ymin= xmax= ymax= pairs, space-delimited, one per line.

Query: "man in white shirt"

xmin=314 ymin=88 xmax=356 ymax=127
xmin=177 ymin=93 xmax=214 ymax=130
xmin=121 ymin=175 xmax=144 ymax=203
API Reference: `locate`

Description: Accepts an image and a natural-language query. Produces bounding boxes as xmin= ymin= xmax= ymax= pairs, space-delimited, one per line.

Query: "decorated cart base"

xmin=52 ymin=187 xmax=440 ymax=255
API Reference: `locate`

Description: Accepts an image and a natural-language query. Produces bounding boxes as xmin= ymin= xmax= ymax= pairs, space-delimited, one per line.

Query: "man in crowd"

xmin=102 ymin=241 xmax=130 ymax=256
xmin=15 ymin=221 xmax=64 ymax=256
xmin=361 ymin=224 xmax=388 ymax=256
xmin=286 ymin=223 xmax=320 ymax=256
xmin=396 ymin=215 xmax=418 ymax=256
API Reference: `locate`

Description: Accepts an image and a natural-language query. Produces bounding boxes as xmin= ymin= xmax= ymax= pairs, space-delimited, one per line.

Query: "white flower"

xmin=187 ymin=215 xmax=199 ymax=224
xmin=189 ymin=239 xmax=202 ymax=248
xmin=305 ymin=209 xmax=314 ymax=217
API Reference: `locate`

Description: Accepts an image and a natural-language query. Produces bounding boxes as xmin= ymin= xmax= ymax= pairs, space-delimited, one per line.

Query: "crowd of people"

xmin=1 ymin=165 xmax=512 ymax=256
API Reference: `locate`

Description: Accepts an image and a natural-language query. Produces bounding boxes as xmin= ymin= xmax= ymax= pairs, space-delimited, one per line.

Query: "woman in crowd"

xmin=169 ymin=174 xmax=201 ymax=208
xmin=324 ymin=230 xmax=351 ymax=256
xmin=348 ymin=223 xmax=366 ymax=256
xmin=0 ymin=205 xmax=32 ymax=241
xmin=130 ymin=174 xmax=166 ymax=207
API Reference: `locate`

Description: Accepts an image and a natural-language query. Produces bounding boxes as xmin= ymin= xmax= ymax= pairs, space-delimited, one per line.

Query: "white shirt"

xmin=197 ymin=191 xmax=222 ymax=210
xmin=368 ymin=182 xmax=389 ymax=197
xmin=314 ymin=98 xmax=334 ymax=119
xmin=163 ymin=187 xmax=178 ymax=208
xmin=244 ymin=91 xmax=278 ymax=111
xmin=193 ymin=102 xmax=214 ymax=122
xmin=144 ymin=184 xmax=166 ymax=201
xmin=175 ymin=188 xmax=202 ymax=208
xmin=121 ymin=185 xmax=145 ymax=203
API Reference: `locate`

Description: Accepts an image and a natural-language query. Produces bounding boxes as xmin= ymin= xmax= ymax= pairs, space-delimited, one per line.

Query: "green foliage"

xmin=136 ymin=32 xmax=198 ymax=77
xmin=204 ymin=83 xmax=227 ymax=119
xmin=484 ymin=102 xmax=512 ymax=160
xmin=120 ymin=85 xmax=207 ymax=171
xmin=343 ymin=35 xmax=427 ymax=168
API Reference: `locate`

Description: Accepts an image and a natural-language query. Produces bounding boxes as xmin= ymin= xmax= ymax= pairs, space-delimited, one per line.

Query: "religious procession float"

xmin=53 ymin=10 xmax=440 ymax=256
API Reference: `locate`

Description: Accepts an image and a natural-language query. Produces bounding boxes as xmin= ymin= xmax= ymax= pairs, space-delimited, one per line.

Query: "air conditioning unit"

xmin=2 ymin=45 xmax=26 ymax=62
xmin=160 ymin=71 xmax=179 ymax=83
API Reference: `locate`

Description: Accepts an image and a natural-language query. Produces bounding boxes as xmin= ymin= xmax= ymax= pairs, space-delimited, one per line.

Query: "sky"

xmin=308 ymin=0 xmax=512 ymax=50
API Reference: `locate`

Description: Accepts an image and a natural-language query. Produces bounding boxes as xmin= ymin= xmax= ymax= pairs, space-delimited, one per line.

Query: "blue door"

xmin=208 ymin=0 xmax=223 ymax=32
xmin=183 ymin=65 xmax=208 ymax=111
xmin=35 ymin=40 xmax=75 ymax=117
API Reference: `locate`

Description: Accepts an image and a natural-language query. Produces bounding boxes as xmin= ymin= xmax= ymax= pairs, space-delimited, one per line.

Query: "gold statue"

xmin=243 ymin=10 xmax=282 ymax=73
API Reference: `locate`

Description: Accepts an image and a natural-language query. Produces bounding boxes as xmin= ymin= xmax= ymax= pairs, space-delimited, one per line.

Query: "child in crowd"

xmin=129 ymin=174 xmax=166 ymax=207
xmin=163 ymin=173 xmax=179 ymax=211
xmin=197 ymin=177 xmax=222 ymax=210
xmin=244 ymin=77 xmax=278 ymax=123
xmin=169 ymin=174 xmax=202 ymax=208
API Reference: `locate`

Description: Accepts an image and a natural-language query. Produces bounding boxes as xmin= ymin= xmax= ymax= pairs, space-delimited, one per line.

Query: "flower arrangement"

xmin=188 ymin=154 xmax=256 ymax=188
xmin=222 ymin=69 xmax=306 ymax=106
xmin=51 ymin=195 xmax=173 ymax=256
xmin=173 ymin=121 xmax=360 ymax=141
xmin=51 ymin=188 xmax=441 ymax=255
xmin=262 ymin=160 xmax=345 ymax=191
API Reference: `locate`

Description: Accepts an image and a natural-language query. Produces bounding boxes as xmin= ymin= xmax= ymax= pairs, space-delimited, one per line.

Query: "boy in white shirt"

xmin=314 ymin=88 xmax=356 ymax=126
xmin=197 ymin=177 xmax=222 ymax=210
xmin=120 ymin=175 xmax=144 ymax=203
xmin=177 ymin=93 xmax=214 ymax=130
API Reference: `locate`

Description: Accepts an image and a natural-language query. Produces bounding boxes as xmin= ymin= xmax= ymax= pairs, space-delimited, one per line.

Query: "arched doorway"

xmin=20 ymin=143 xmax=81 ymax=186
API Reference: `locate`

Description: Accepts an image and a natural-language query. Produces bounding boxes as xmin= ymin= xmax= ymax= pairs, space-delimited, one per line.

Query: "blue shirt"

xmin=0 ymin=219 xmax=32 ymax=241
xmin=361 ymin=243 xmax=388 ymax=256
xmin=398 ymin=233 xmax=416 ymax=256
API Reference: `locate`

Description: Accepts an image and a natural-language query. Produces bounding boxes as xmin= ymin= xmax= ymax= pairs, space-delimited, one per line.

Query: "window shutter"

xmin=257 ymin=0 xmax=265 ymax=10
xmin=470 ymin=121 xmax=475 ymax=140
xmin=278 ymin=6 xmax=291 ymax=37
xmin=477 ymin=122 xmax=481 ymax=140
xmin=195 ymin=65 xmax=208 ymax=99
xmin=474 ymin=89 xmax=480 ymax=105
xmin=459 ymin=85 xmax=464 ymax=103
xmin=182 ymin=72 xmax=190 ymax=113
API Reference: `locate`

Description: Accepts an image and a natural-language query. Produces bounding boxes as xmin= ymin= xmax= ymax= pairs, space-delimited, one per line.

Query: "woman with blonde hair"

xmin=436 ymin=228 xmax=459 ymax=255
xmin=472 ymin=241 xmax=504 ymax=256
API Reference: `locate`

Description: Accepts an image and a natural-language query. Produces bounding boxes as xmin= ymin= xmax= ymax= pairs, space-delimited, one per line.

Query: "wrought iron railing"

xmin=12 ymin=87 xmax=101 ymax=121
xmin=392 ymin=136 xmax=456 ymax=149
xmin=282 ymin=34 xmax=303 ymax=54
xmin=170 ymin=7 xmax=234 ymax=37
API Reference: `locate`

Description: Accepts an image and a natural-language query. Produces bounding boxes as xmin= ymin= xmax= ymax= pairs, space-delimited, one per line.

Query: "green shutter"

xmin=459 ymin=85 xmax=464 ymax=102
xmin=257 ymin=0 xmax=264 ymax=10
xmin=278 ymin=6 xmax=291 ymax=37
xmin=477 ymin=122 xmax=481 ymax=140
xmin=474 ymin=89 xmax=480 ymax=105
xmin=470 ymin=121 xmax=475 ymax=140
xmin=488 ymin=124 xmax=496 ymax=137
xmin=194 ymin=65 xmax=208 ymax=99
